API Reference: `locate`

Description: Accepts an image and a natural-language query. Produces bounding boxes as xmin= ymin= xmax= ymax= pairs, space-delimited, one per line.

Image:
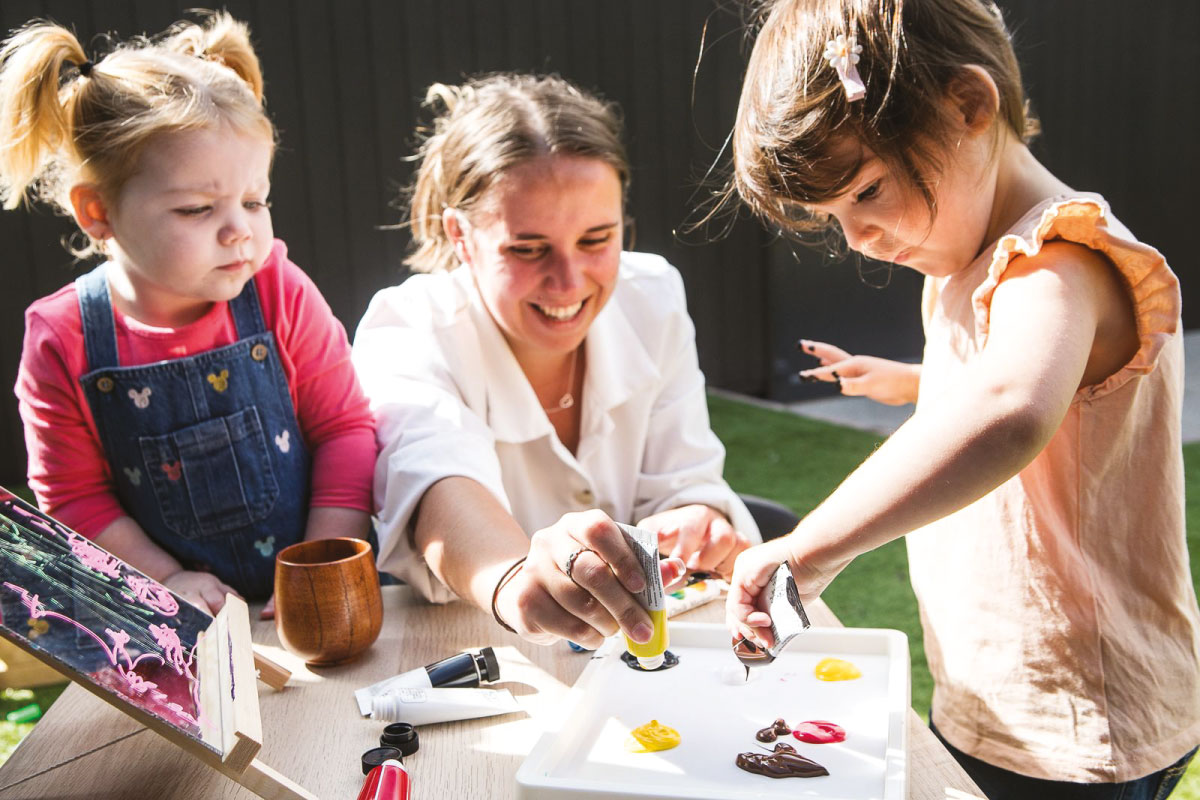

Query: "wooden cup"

xmin=274 ymin=538 xmax=383 ymax=666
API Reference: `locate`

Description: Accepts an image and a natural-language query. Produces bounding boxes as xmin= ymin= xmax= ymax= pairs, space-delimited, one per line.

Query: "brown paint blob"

xmin=755 ymin=717 xmax=792 ymax=742
xmin=735 ymin=742 xmax=829 ymax=779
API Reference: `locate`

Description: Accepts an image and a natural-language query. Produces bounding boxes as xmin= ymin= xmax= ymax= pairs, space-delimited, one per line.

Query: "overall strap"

xmin=228 ymin=277 xmax=267 ymax=338
xmin=75 ymin=264 xmax=118 ymax=370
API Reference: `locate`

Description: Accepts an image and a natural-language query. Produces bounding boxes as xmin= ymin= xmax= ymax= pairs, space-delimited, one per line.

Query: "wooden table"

xmin=0 ymin=585 xmax=984 ymax=799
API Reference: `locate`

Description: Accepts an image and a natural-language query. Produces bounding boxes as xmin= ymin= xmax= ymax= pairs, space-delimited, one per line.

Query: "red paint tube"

xmin=356 ymin=759 xmax=410 ymax=800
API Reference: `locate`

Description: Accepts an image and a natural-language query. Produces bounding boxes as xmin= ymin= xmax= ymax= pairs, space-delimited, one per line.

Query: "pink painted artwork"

xmin=0 ymin=488 xmax=218 ymax=747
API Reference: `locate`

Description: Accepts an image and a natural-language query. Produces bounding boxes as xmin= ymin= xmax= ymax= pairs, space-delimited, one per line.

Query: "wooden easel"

xmin=2 ymin=594 xmax=314 ymax=799
xmin=0 ymin=488 xmax=313 ymax=797
xmin=190 ymin=594 xmax=316 ymax=799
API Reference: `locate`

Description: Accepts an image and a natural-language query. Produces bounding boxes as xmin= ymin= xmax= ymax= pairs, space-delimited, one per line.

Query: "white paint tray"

xmin=516 ymin=622 xmax=908 ymax=799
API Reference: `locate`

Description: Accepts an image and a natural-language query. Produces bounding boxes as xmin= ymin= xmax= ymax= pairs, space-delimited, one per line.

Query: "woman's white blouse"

xmin=352 ymin=251 xmax=759 ymax=602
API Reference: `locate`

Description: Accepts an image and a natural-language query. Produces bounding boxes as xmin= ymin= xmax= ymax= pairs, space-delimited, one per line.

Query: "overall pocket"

xmin=140 ymin=407 xmax=280 ymax=540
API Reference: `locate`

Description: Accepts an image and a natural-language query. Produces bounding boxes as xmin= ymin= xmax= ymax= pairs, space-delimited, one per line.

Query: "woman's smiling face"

xmin=449 ymin=154 xmax=623 ymax=365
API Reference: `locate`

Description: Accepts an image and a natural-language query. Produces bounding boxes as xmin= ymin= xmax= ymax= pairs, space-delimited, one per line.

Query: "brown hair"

xmin=730 ymin=0 xmax=1039 ymax=236
xmin=0 ymin=11 xmax=273 ymax=252
xmin=404 ymin=73 xmax=630 ymax=273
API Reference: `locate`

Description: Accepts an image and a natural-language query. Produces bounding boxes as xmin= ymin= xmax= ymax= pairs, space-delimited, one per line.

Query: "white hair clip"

xmin=824 ymin=34 xmax=866 ymax=102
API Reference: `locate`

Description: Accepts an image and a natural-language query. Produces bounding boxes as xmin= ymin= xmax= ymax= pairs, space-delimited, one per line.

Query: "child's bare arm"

xmin=729 ymin=244 xmax=1131 ymax=640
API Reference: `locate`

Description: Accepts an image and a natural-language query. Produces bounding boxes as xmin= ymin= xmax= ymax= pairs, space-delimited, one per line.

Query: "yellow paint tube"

xmin=616 ymin=523 xmax=668 ymax=670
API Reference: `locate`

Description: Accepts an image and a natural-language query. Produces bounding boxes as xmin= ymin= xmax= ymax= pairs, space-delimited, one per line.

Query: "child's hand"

xmin=725 ymin=535 xmax=852 ymax=648
xmin=163 ymin=570 xmax=240 ymax=616
xmin=797 ymin=339 xmax=920 ymax=406
xmin=724 ymin=537 xmax=794 ymax=649
xmin=260 ymin=594 xmax=276 ymax=620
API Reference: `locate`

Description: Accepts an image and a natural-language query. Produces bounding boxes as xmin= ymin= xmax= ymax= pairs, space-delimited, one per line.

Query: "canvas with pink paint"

xmin=0 ymin=486 xmax=217 ymax=754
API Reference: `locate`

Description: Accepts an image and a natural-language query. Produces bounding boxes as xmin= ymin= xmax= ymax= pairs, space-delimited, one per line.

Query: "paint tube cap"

xmin=477 ymin=646 xmax=500 ymax=683
xmin=380 ymin=722 xmax=420 ymax=757
xmin=637 ymin=654 xmax=665 ymax=670
xmin=361 ymin=746 xmax=403 ymax=775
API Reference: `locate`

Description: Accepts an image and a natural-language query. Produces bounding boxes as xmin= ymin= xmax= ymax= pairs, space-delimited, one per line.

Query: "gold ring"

xmin=563 ymin=547 xmax=591 ymax=581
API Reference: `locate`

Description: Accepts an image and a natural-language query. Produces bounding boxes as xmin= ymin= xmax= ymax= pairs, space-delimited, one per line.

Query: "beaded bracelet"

xmin=490 ymin=556 xmax=527 ymax=633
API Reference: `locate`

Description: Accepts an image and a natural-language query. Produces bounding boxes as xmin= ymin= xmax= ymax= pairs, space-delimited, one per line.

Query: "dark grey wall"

xmin=1 ymin=1 xmax=1195 ymax=483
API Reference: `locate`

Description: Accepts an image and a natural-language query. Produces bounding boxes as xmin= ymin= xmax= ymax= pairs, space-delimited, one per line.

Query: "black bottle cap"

xmin=361 ymin=745 xmax=403 ymax=775
xmin=478 ymin=646 xmax=500 ymax=683
xmin=380 ymin=722 xmax=420 ymax=757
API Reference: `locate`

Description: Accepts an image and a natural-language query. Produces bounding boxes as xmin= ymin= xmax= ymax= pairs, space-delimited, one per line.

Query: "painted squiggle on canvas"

xmin=3 ymin=582 xmax=200 ymax=729
xmin=0 ymin=490 xmax=215 ymax=745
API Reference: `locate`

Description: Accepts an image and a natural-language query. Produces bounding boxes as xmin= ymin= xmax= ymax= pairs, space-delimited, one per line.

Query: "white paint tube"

xmin=354 ymin=648 xmax=500 ymax=716
xmin=369 ymin=686 xmax=523 ymax=726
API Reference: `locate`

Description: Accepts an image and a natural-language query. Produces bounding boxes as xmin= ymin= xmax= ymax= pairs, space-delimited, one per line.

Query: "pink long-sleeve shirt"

xmin=16 ymin=239 xmax=376 ymax=538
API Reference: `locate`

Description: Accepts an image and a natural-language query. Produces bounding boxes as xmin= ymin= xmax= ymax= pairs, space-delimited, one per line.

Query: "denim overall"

xmin=76 ymin=265 xmax=310 ymax=599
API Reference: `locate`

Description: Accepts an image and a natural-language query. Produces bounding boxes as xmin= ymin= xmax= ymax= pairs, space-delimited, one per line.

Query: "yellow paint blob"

xmin=814 ymin=657 xmax=862 ymax=681
xmin=626 ymin=719 xmax=681 ymax=752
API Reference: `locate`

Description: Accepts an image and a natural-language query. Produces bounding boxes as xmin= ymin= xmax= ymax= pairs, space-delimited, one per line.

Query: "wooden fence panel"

xmin=0 ymin=1 xmax=1194 ymax=481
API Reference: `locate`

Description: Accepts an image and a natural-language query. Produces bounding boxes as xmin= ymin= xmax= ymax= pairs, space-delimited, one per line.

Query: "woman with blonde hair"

xmin=354 ymin=73 xmax=759 ymax=647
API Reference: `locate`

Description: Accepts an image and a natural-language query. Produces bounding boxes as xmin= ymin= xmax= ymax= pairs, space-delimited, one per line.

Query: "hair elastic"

xmin=77 ymin=60 xmax=94 ymax=77
xmin=823 ymin=35 xmax=865 ymax=102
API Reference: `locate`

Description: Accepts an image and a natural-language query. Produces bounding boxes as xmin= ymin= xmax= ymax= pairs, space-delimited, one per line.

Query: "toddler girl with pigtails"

xmin=0 ymin=12 xmax=376 ymax=616
xmin=723 ymin=0 xmax=1200 ymax=796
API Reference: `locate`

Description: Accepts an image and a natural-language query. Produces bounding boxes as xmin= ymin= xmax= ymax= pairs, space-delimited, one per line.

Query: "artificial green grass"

xmin=707 ymin=393 xmax=934 ymax=714
xmin=0 ymin=684 xmax=68 ymax=764
xmin=709 ymin=390 xmax=1200 ymax=797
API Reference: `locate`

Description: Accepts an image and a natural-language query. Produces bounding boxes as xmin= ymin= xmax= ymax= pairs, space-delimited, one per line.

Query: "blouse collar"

xmin=460 ymin=258 xmax=660 ymax=446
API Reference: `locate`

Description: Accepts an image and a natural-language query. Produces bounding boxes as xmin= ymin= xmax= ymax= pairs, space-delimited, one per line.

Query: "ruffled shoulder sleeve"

xmin=972 ymin=196 xmax=1180 ymax=398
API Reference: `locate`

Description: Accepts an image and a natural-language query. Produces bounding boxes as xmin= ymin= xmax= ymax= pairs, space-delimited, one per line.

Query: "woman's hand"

xmin=162 ymin=570 xmax=240 ymax=616
xmin=797 ymin=339 xmax=920 ymax=406
xmin=493 ymin=510 xmax=685 ymax=649
xmin=637 ymin=504 xmax=751 ymax=580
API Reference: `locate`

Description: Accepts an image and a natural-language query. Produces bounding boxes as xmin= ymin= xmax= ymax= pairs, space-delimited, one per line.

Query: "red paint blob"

xmin=792 ymin=720 xmax=846 ymax=744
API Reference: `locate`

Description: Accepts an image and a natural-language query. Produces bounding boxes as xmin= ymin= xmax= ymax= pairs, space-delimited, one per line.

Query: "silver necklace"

xmin=543 ymin=348 xmax=578 ymax=414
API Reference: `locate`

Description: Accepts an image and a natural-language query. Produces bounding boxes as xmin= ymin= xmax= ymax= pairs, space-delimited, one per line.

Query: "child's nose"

xmin=219 ymin=211 xmax=253 ymax=246
xmin=840 ymin=216 xmax=882 ymax=256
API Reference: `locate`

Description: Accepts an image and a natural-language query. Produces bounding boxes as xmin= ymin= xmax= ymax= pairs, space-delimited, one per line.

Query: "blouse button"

xmin=97 ymin=376 xmax=115 ymax=393
xmin=575 ymin=488 xmax=595 ymax=506
xmin=251 ymin=343 xmax=269 ymax=362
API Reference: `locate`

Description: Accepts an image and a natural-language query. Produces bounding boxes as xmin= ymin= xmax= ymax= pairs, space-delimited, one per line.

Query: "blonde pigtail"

xmin=0 ymin=22 xmax=89 ymax=210
xmin=0 ymin=10 xmax=275 ymax=258
xmin=165 ymin=11 xmax=264 ymax=103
